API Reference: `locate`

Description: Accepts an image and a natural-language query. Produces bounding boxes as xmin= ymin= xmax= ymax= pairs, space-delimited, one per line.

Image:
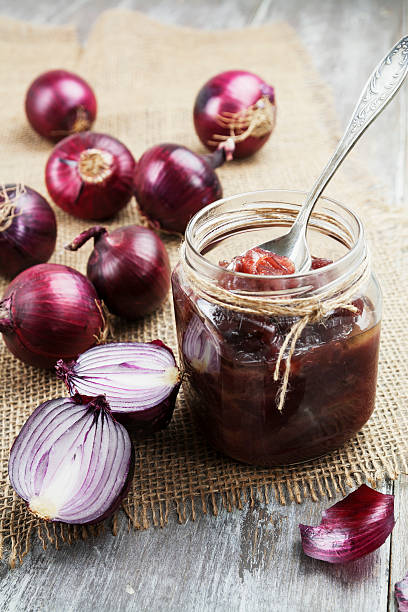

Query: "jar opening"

xmin=184 ymin=189 xmax=367 ymax=298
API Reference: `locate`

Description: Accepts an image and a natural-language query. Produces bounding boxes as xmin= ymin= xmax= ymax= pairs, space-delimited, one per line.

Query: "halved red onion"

xmin=396 ymin=572 xmax=408 ymax=611
xmin=8 ymin=395 xmax=133 ymax=524
xmin=56 ymin=340 xmax=181 ymax=433
xmin=299 ymin=485 xmax=395 ymax=563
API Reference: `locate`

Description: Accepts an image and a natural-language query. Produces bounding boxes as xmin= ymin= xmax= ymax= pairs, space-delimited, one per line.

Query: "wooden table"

xmin=0 ymin=1 xmax=406 ymax=610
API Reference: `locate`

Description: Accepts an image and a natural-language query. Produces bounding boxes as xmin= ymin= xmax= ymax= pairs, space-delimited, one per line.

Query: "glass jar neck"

xmin=183 ymin=189 xmax=368 ymax=300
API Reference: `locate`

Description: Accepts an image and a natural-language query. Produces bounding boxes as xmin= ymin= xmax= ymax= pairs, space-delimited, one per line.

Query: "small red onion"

xmin=9 ymin=394 xmax=133 ymax=524
xmin=45 ymin=132 xmax=136 ymax=220
xmin=193 ymin=70 xmax=276 ymax=159
xmin=66 ymin=225 xmax=170 ymax=319
xmin=299 ymin=485 xmax=395 ymax=563
xmin=133 ymin=142 xmax=233 ymax=234
xmin=56 ymin=340 xmax=181 ymax=433
xmin=25 ymin=69 xmax=97 ymax=140
xmin=0 ymin=184 xmax=57 ymax=278
xmin=0 ymin=263 xmax=106 ymax=368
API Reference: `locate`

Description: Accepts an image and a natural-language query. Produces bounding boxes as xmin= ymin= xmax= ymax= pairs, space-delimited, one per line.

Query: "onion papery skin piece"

xmin=395 ymin=572 xmax=408 ymax=611
xmin=0 ymin=184 xmax=57 ymax=278
xmin=133 ymin=143 xmax=225 ymax=234
xmin=8 ymin=395 xmax=133 ymax=524
xmin=299 ymin=485 xmax=395 ymax=564
xmin=25 ymin=69 xmax=97 ymax=140
xmin=45 ymin=132 xmax=136 ymax=220
xmin=56 ymin=340 xmax=181 ymax=433
xmin=66 ymin=225 xmax=171 ymax=319
xmin=193 ymin=70 xmax=276 ymax=159
xmin=0 ymin=263 xmax=106 ymax=369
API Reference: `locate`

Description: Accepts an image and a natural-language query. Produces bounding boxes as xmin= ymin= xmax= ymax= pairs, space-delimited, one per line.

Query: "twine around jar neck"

xmin=180 ymin=243 xmax=370 ymax=412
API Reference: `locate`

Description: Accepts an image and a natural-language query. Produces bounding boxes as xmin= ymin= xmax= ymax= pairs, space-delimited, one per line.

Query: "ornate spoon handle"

xmin=293 ymin=35 xmax=408 ymax=232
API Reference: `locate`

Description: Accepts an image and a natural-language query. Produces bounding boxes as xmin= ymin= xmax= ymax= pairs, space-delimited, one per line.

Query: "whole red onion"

xmin=45 ymin=132 xmax=136 ymax=220
xmin=193 ymin=70 xmax=276 ymax=159
xmin=0 ymin=184 xmax=57 ymax=278
xmin=9 ymin=394 xmax=133 ymax=524
xmin=25 ymin=69 xmax=97 ymax=140
xmin=134 ymin=142 xmax=233 ymax=234
xmin=0 ymin=263 xmax=106 ymax=368
xmin=66 ymin=225 xmax=170 ymax=319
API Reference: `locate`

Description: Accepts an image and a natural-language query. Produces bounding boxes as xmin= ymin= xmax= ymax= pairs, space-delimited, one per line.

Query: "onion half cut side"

xmin=8 ymin=395 xmax=133 ymax=524
xmin=56 ymin=341 xmax=181 ymax=433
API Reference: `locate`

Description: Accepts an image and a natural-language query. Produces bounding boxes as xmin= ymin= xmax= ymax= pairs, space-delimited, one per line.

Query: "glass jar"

xmin=172 ymin=190 xmax=382 ymax=466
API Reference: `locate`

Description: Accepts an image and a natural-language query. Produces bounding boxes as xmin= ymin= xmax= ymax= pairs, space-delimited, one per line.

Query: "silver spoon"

xmin=252 ymin=35 xmax=408 ymax=272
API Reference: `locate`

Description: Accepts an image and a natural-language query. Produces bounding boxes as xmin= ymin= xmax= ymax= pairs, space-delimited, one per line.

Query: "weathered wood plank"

xmin=0 ymin=0 xmax=265 ymax=40
xmin=389 ymin=475 xmax=408 ymax=612
xmin=0 ymin=481 xmax=394 ymax=612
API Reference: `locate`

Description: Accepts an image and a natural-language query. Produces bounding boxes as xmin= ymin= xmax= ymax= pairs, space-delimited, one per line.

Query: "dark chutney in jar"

xmin=172 ymin=259 xmax=380 ymax=466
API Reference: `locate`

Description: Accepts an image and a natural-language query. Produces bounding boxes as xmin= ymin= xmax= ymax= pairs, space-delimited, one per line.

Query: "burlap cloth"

xmin=0 ymin=10 xmax=407 ymax=567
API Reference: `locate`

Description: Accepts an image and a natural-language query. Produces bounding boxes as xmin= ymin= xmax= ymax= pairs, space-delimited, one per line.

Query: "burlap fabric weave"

xmin=0 ymin=11 xmax=407 ymax=567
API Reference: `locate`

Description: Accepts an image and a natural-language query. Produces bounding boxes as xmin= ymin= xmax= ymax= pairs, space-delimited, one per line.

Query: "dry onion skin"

xmin=8 ymin=395 xmax=133 ymax=525
xmin=299 ymin=484 xmax=395 ymax=563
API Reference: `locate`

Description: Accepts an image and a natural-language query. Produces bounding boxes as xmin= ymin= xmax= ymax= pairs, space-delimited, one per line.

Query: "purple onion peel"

xmin=299 ymin=484 xmax=395 ymax=564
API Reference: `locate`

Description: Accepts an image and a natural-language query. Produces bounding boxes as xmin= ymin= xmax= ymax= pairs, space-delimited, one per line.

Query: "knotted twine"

xmin=181 ymin=244 xmax=371 ymax=411
xmin=0 ymin=184 xmax=24 ymax=232
xmin=208 ymin=96 xmax=276 ymax=147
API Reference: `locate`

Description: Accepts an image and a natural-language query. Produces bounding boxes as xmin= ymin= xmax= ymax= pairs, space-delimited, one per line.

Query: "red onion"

xmin=396 ymin=571 xmax=408 ymax=611
xmin=56 ymin=340 xmax=181 ymax=433
xmin=0 ymin=263 xmax=106 ymax=368
xmin=25 ymin=69 xmax=97 ymax=140
xmin=45 ymin=132 xmax=136 ymax=220
xmin=66 ymin=225 xmax=170 ymax=319
xmin=299 ymin=485 xmax=395 ymax=563
xmin=9 ymin=394 xmax=133 ymax=524
xmin=0 ymin=184 xmax=57 ymax=278
xmin=133 ymin=142 xmax=233 ymax=234
xmin=193 ymin=70 xmax=276 ymax=159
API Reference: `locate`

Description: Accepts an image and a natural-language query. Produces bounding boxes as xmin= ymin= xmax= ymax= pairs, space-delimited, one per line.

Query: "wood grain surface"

xmin=0 ymin=1 xmax=406 ymax=611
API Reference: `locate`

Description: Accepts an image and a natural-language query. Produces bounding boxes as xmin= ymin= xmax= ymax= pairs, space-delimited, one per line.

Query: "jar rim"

xmin=183 ymin=188 xmax=367 ymax=296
